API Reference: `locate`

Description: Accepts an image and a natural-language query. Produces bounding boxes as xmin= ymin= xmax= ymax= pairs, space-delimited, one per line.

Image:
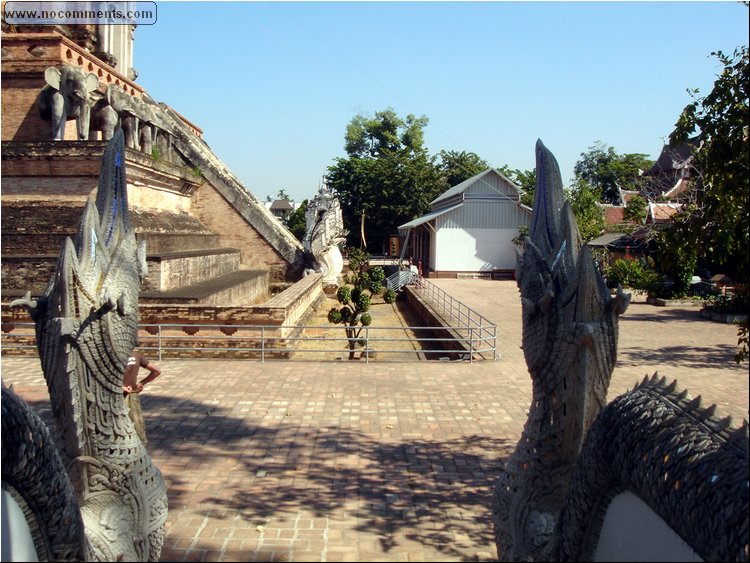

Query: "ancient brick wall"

xmin=191 ymin=182 xmax=290 ymax=280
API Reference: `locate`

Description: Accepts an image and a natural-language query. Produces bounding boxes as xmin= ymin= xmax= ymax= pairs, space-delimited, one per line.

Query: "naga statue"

xmin=3 ymin=130 xmax=168 ymax=561
xmin=303 ymin=183 xmax=348 ymax=285
xmin=492 ymin=140 xmax=748 ymax=562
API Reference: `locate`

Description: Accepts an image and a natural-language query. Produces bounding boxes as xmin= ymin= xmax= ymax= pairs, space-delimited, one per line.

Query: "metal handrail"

xmin=409 ymin=277 xmax=497 ymax=358
xmin=386 ymin=269 xmax=418 ymax=291
xmin=1 ymin=320 xmax=497 ymax=363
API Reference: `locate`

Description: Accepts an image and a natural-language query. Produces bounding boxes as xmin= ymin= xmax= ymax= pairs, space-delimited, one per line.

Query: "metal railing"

xmin=1 ymin=321 xmax=496 ymax=363
xmin=386 ymin=269 xmax=418 ymax=292
xmin=409 ymin=277 xmax=497 ymax=358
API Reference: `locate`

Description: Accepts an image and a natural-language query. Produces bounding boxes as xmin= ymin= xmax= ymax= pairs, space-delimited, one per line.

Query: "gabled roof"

xmin=398 ymin=202 xmax=463 ymax=231
xmin=270 ymin=199 xmax=293 ymax=211
xmin=431 ymin=168 xmax=523 ymax=207
xmin=642 ymin=141 xmax=695 ymax=176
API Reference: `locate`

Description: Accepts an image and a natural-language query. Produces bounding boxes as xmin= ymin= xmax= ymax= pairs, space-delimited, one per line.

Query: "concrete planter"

xmin=699 ymin=309 xmax=749 ymax=324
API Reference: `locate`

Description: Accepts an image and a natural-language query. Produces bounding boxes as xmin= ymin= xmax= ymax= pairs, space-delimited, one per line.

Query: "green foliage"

xmin=568 ymin=180 xmax=605 ymax=242
xmin=702 ymin=293 xmax=749 ymax=314
xmin=286 ymin=199 xmax=308 ymax=241
xmin=624 ymin=194 xmax=648 ymax=223
xmin=703 ymin=295 xmax=750 ymax=363
xmin=573 ymin=141 xmax=653 ymax=204
xmin=327 ymin=108 xmax=451 ymax=250
xmin=512 ymin=225 xmax=529 ymax=247
xmin=511 ymin=169 xmax=537 ymax=207
xmin=604 ymin=258 xmax=663 ymax=294
xmin=151 ymin=146 xmax=162 ymax=161
xmin=436 ymin=150 xmax=488 ymax=187
xmin=653 ymin=227 xmax=698 ymax=298
xmin=344 ymin=108 xmax=428 ymax=158
xmin=276 ymin=189 xmax=290 ymax=201
xmin=336 ymin=286 xmax=351 ymax=305
xmin=736 ymin=319 xmax=748 ymax=364
xmin=328 ymin=248 xmax=390 ymax=359
xmin=383 ymin=288 xmax=397 ymax=304
xmin=669 ymin=45 xmax=749 ymax=283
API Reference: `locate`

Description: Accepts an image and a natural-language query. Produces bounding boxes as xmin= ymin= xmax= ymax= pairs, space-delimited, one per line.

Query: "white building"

xmin=398 ymin=168 xmax=532 ymax=278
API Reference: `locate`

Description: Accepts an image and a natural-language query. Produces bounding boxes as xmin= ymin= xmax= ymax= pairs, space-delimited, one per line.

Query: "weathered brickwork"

xmin=191 ymin=182 xmax=290 ymax=280
xmin=1 ymin=29 xmax=304 ymax=323
xmin=1 ymin=81 xmax=52 ymax=141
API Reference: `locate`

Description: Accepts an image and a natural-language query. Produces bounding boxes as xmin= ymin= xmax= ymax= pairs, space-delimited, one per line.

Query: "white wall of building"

xmin=433 ymin=227 xmax=520 ymax=271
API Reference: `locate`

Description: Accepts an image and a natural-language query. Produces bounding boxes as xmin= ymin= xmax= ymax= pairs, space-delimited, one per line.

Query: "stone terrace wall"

xmin=2 ymin=274 xmax=325 ymax=359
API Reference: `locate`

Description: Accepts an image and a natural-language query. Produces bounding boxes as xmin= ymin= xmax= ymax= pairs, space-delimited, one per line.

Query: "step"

xmin=143 ymin=247 xmax=242 ymax=292
xmin=139 ymin=269 xmax=270 ymax=306
xmin=1 ymin=202 xmax=221 ymax=255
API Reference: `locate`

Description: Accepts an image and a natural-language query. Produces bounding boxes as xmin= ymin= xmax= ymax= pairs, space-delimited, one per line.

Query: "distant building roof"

xmin=602 ymin=205 xmax=626 ymax=226
xmin=710 ymin=273 xmax=733 ymax=284
xmin=588 ymin=231 xmax=650 ymax=253
xmin=663 ymin=177 xmax=692 ymax=199
xmin=431 ymin=168 xmax=521 ymax=207
xmin=270 ymin=199 xmax=293 ymax=211
xmin=642 ymin=141 xmax=695 ymax=177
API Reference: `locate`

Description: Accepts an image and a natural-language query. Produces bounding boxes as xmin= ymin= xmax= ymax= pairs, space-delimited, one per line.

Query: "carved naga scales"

xmin=6 ymin=130 xmax=167 ymax=561
xmin=492 ymin=140 xmax=749 ymax=562
xmin=491 ymin=139 xmax=629 ymax=561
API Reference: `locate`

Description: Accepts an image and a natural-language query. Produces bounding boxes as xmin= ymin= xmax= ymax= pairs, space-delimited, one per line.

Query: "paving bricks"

xmin=1 ymin=279 xmax=747 ymax=562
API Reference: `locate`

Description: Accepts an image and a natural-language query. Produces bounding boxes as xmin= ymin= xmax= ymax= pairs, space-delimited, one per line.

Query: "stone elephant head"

xmin=38 ymin=64 xmax=99 ymax=140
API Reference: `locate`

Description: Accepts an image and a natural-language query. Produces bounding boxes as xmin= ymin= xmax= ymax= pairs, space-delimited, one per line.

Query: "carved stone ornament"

xmin=4 ymin=129 xmax=168 ymax=561
xmin=491 ymin=140 xmax=749 ymax=562
xmin=303 ymin=183 xmax=348 ymax=285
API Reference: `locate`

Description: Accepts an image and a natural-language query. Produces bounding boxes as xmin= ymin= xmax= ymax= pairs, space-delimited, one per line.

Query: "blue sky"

xmin=135 ymin=1 xmax=749 ymax=203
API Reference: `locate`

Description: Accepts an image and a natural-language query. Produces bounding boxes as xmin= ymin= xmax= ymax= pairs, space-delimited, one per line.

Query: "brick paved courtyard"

xmin=2 ymin=280 xmax=747 ymax=562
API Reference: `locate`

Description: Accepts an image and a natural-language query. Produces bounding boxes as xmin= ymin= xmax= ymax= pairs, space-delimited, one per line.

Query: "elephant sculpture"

xmin=37 ymin=64 xmax=99 ymax=141
xmin=105 ymin=84 xmax=157 ymax=152
xmin=91 ymin=98 xmax=119 ymax=141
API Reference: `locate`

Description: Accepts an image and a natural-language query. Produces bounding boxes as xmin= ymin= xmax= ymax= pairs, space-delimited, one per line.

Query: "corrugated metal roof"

xmin=588 ymin=233 xmax=628 ymax=247
xmin=431 ymin=168 xmax=522 ymax=207
xmin=398 ymin=203 xmax=464 ymax=231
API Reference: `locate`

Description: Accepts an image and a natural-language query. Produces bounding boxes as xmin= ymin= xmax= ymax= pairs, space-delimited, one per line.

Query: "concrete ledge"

xmin=144 ymin=248 xmax=242 ymax=292
xmin=647 ymin=297 xmax=705 ymax=307
xmin=700 ymin=309 xmax=748 ymax=324
xmin=140 ymin=270 xmax=268 ymax=306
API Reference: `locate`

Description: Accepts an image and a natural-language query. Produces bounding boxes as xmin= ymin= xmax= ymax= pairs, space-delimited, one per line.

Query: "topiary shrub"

xmin=328 ymin=247 xmax=391 ymax=360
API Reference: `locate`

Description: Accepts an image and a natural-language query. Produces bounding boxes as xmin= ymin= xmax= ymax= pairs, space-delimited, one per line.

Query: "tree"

xmin=573 ymin=142 xmax=653 ymax=205
xmin=277 ymin=189 xmax=290 ymax=201
xmin=624 ymin=194 xmax=648 ymax=223
xmin=436 ymin=150 xmax=488 ymax=188
xmin=286 ymin=199 xmax=308 ymax=242
xmin=509 ymin=168 xmax=536 ymax=207
xmin=669 ymin=45 xmax=749 ymax=283
xmin=567 ymin=179 xmax=605 ymax=242
xmin=326 ymin=108 xmax=444 ymax=250
xmin=327 ymin=248 xmax=396 ymax=360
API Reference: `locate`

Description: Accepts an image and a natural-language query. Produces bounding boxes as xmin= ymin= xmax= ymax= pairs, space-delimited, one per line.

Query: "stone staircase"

xmin=1 ymin=199 xmax=269 ymax=307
